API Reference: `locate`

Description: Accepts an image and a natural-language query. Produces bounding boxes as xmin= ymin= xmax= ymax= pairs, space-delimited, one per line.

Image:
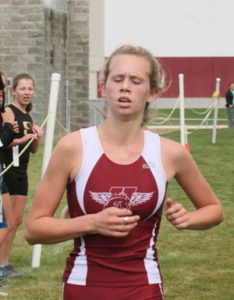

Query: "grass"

xmin=155 ymin=110 xmax=234 ymax=300
xmin=1 ymin=109 xmax=233 ymax=299
xmin=148 ymin=107 xmax=228 ymax=127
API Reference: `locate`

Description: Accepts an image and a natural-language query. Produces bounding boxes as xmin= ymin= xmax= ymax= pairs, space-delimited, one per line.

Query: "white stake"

xmin=32 ymin=73 xmax=61 ymax=268
xmin=179 ymin=74 xmax=185 ymax=146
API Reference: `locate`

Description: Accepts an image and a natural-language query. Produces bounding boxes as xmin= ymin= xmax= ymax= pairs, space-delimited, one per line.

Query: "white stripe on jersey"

xmin=67 ymin=237 xmax=88 ymax=285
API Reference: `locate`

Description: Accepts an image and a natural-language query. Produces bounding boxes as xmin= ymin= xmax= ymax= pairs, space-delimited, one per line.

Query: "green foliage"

xmin=1 ymin=123 xmax=233 ymax=299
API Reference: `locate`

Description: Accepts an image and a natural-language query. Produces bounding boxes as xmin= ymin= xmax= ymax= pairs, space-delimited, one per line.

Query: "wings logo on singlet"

xmin=89 ymin=186 xmax=154 ymax=209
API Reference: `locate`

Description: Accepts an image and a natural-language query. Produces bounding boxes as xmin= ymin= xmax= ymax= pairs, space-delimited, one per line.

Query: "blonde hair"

xmin=99 ymin=44 xmax=165 ymax=125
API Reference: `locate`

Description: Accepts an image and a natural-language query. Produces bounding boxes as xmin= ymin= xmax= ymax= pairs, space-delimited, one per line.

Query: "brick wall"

xmin=0 ymin=0 xmax=89 ymax=138
xmin=66 ymin=0 xmax=89 ymax=131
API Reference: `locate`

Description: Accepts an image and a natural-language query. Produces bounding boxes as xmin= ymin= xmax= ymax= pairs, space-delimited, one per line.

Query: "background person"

xmin=225 ymin=82 xmax=234 ymax=127
xmin=24 ymin=45 xmax=223 ymax=300
xmin=0 ymin=73 xmax=43 ymax=277
xmin=0 ymin=71 xmax=18 ymax=285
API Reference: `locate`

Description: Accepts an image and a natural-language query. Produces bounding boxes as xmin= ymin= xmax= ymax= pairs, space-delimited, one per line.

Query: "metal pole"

xmin=65 ymin=80 xmax=71 ymax=133
xmin=212 ymin=78 xmax=221 ymax=144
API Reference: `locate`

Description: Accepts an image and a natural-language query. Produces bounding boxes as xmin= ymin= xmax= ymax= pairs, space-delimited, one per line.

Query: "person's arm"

xmin=24 ymin=131 xmax=139 ymax=245
xmin=161 ymin=138 xmax=224 ymax=230
xmin=0 ymin=122 xmax=14 ymax=148
xmin=0 ymin=109 xmax=19 ymax=147
xmin=6 ymin=133 xmax=37 ymax=148
xmin=30 ymin=124 xmax=43 ymax=153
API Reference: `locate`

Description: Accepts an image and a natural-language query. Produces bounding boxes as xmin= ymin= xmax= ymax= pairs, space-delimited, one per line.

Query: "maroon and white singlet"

xmin=63 ymin=126 xmax=167 ymax=287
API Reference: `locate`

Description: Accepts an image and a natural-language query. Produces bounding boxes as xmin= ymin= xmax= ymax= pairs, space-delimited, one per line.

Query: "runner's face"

xmin=104 ymin=54 xmax=156 ymax=119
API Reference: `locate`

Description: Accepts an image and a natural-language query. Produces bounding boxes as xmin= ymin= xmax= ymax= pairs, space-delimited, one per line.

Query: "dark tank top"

xmin=3 ymin=104 xmax=33 ymax=169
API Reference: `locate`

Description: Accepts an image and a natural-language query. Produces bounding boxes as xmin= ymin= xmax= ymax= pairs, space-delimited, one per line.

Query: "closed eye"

xmin=112 ymin=75 xmax=124 ymax=83
xmin=111 ymin=75 xmax=143 ymax=85
xmin=131 ymin=78 xmax=141 ymax=84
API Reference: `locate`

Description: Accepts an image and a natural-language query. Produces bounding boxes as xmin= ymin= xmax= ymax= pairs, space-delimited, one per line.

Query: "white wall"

xmin=89 ymin=0 xmax=104 ymax=99
xmin=104 ymin=0 xmax=234 ymax=56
